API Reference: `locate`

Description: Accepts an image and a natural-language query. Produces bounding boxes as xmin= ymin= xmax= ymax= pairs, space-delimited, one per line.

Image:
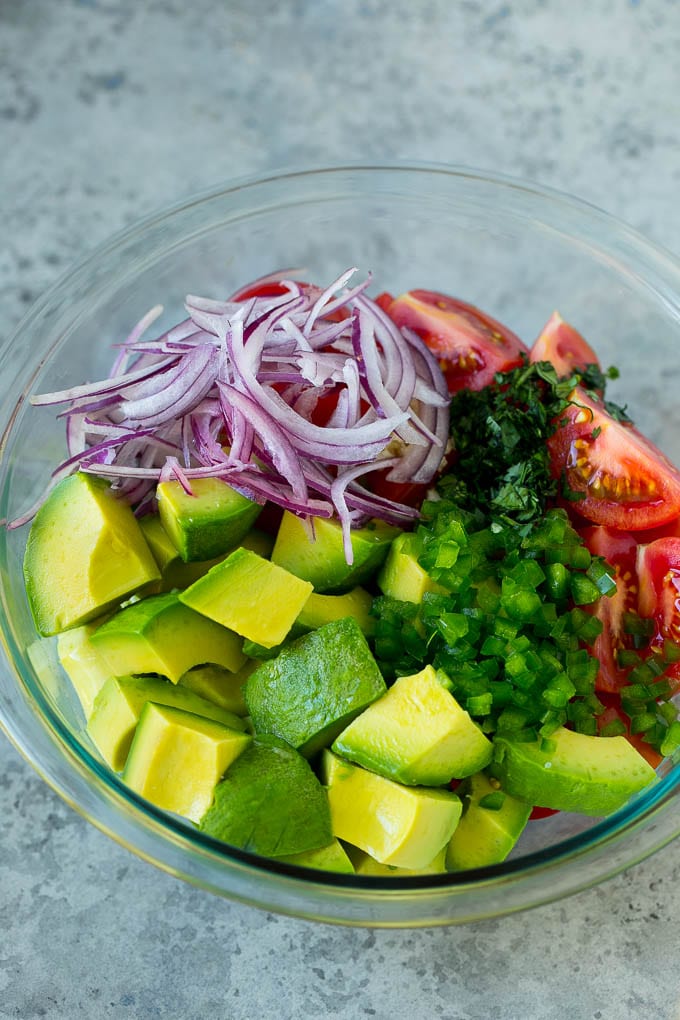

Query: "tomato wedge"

xmin=529 ymin=311 xmax=600 ymax=377
xmin=548 ymin=387 xmax=680 ymax=530
xmin=637 ymin=537 xmax=680 ymax=644
xmin=579 ymin=525 xmax=639 ymax=692
xmin=384 ymin=289 xmax=529 ymax=394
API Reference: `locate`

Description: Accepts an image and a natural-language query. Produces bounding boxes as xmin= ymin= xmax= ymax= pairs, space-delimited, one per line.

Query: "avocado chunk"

xmin=321 ymin=750 xmax=462 ymax=870
xmin=378 ymin=532 xmax=447 ymax=603
xmin=90 ymin=593 xmax=246 ymax=683
xmin=199 ymin=735 xmax=333 ymax=857
xmin=332 ymin=665 xmax=493 ymax=785
xmin=180 ymin=547 xmax=313 ymax=648
xmin=244 ymin=617 xmax=386 ymax=758
xmin=346 ymin=844 xmax=447 ymax=876
xmin=57 ymin=622 xmax=113 ymax=718
xmin=23 ymin=472 xmax=161 ymax=636
xmin=178 ymin=662 xmax=255 ymax=715
xmin=123 ymin=702 xmax=251 ymax=822
xmin=277 ymin=840 xmax=355 ymax=874
xmin=445 ymin=772 xmax=532 ymax=871
xmin=157 ymin=477 xmax=262 ymax=562
xmin=491 ymin=727 xmax=657 ymax=816
xmin=87 ymin=674 xmax=246 ymax=770
xmin=271 ymin=511 xmax=399 ymax=593
xmin=296 ymin=587 xmax=375 ymax=636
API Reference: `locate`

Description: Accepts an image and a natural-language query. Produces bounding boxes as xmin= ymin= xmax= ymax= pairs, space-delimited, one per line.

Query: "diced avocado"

xmin=199 ymin=735 xmax=333 ymax=857
xmin=346 ymin=844 xmax=447 ymax=876
xmin=332 ymin=665 xmax=493 ymax=785
xmin=141 ymin=514 xmax=275 ymax=591
xmin=157 ymin=477 xmax=262 ymax=562
xmin=57 ymin=622 xmax=113 ymax=718
xmin=490 ymin=727 xmax=657 ymax=817
xmin=244 ymin=617 xmax=386 ymax=758
xmin=178 ymin=662 xmax=256 ymax=715
xmin=90 ymin=593 xmax=246 ymax=683
xmin=445 ymin=772 xmax=531 ymax=871
xmin=87 ymin=674 xmax=246 ymax=770
xmin=321 ymin=750 xmax=462 ymax=870
xmin=378 ymin=532 xmax=446 ymax=603
xmin=123 ymin=702 xmax=251 ymax=822
xmin=23 ymin=472 xmax=161 ymax=636
xmin=277 ymin=840 xmax=355 ymax=874
xmin=296 ymin=587 xmax=375 ymax=636
xmin=179 ymin=547 xmax=313 ymax=648
xmin=271 ymin=511 xmax=399 ymax=593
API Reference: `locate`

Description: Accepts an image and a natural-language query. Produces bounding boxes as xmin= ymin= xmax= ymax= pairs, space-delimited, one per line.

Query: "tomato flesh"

xmin=637 ymin=537 xmax=680 ymax=644
xmin=548 ymin=387 xmax=680 ymax=530
xmin=384 ymin=289 xmax=529 ymax=394
xmin=529 ymin=311 xmax=600 ymax=377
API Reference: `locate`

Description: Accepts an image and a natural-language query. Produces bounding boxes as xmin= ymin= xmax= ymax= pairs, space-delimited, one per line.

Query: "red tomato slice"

xmin=529 ymin=806 xmax=560 ymax=820
xmin=596 ymin=695 xmax=663 ymax=769
xmin=230 ymin=280 xmax=293 ymax=301
xmin=548 ymin=387 xmax=680 ymax=530
xmin=529 ymin=312 xmax=600 ymax=377
xmin=384 ymin=289 xmax=529 ymax=394
xmin=374 ymin=291 xmax=395 ymax=313
xmin=579 ymin=525 xmax=639 ymax=692
xmin=637 ymin=537 xmax=680 ymax=643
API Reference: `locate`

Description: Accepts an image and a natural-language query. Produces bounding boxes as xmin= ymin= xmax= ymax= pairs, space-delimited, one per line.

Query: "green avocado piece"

xmin=277 ymin=839 xmax=355 ymax=874
xmin=321 ymin=750 xmax=462 ymax=870
xmin=490 ymin=727 xmax=657 ymax=817
xmin=57 ymin=622 xmax=113 ymax=718
xmin=178 ymin=662 xmax=256 ymax=716
xmin=346 ymin=843 xmax=447 ymax=876
xmin=123 ymin=702 xmax=251 ymax=822
xmin=244 ymin=617 xmax=386 ymax=758
xmin=271 ymin=511 xmax=399 ymax=593
xmin=332 ymin=665 xmax=493 ymax=785
xmin=87 ymin=673 xmax=246 ymax=770
xmin=377 ymin=532 xmax=447 ymax=603
xmin=157 ymin=477 xmax=262 ymax=562
xmin=90 ymin=593 xmax=246 ymax=683
xmin=199 ymin=735 xmax=333 ymax=857
xmin=296 ymin=587 xmax=375 ymax=636
xmin=445 ymin=772 xmax=532 ymax=871
xmin=23 ymin=472 xmax=161 ymax=636
xmin=179 ymin=547 xmax=313 ymax=648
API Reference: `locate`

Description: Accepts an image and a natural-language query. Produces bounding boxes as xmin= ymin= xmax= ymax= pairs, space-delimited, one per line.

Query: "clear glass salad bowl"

xmin=1 ymin=163 xmax=680 ymax=927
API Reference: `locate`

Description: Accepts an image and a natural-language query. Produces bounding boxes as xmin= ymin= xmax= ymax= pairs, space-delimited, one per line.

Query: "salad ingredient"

xmin=331 ymin=665 xmax=493 ymax=786
xmin=122 ymin=702 xmax=251 ymax=823
xmin=295 ymin=586 xmax=375 ymax=635
xmin=271 ymin=510 xmax=399 ymax=593
xmin=277 ymin=840 xmax=355 ymax=874
xmin=244 ymin=617 xmax=386 ymax=758
xmin=444 ymin=771 xmax=532 ymax=871
xmin=384 ymin=289 xmax=529 ymax=393
xmin=637 ymin=537 xmax=680 ymax=643
xmin=547 ymin=387 xmax=680 ymax=530
xmin=177 ymin=663 xmax=253 ymax=716
xmin=347 ymin=845 xmax=447 ymax=876
xmin=491 ymin=726 xmax=657 ymax=816
xmin=529 ymin=311 xmax=601 ymax=377
xmin=156 ymin=477 xmax=262 ymax=562
xmin=321 ymin=749 xmax=462 ymax=870
xmin=87 ymin=673 xmax=246 ymax=770
xmin=90 ymin=592 xmax=246 ymax=683
xmin=56 ymin=623 xmax=113 ymax=717
xmin=377 ymin=531 xmax=446 ymax=604
xmin=25 ymin=472 xmax=160 ymax=636
xmin=179 ymin=547 xmax=313 ymax=648
xmin=200 ymin=735 xmax=333 ymax=857
xmin=22 ymin=270 xmax=450 ymax=562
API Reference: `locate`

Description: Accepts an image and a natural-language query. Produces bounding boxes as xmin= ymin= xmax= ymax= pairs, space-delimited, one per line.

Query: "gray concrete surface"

xmin=2 ymin=1 xmax=680 ymax=1017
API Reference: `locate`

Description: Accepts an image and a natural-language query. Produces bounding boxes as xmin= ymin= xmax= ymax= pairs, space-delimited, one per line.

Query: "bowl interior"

xmin=1 ymin=165 xmax=680 ymax=925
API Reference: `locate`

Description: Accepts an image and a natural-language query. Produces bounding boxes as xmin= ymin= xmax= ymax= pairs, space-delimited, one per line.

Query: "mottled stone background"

xmin=1 ymin=2 xmax=680 ymax=1018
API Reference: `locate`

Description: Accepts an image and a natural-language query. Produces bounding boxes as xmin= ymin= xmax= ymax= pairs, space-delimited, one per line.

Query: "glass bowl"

xmin=1 ymin=163 xmax=679 ymax=928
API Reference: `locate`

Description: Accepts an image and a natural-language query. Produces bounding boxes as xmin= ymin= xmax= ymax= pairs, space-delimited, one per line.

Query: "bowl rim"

xmin=1 ymin=160 xmax=680 ymax=927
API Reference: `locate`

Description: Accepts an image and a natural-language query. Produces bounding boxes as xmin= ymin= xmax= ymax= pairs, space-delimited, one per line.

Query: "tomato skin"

xmin=637 ymin=537 xmax=680 ymax=644
xmin=548 ymin=387 xmax=680 ymax=530
xmin=385 ymin=289 xmax=529 ymax=394
xmin=529 ymin=312 xmax=600 ymax=377
xmin=230 ymin=280 xmax=293 ymax=301
xmin=529 ymin=806 xmax=560 ymax=820
xmin=374 ymin=291 xmax=395 ymax=313
xmin=579 ymin=525 xmax=639 ymax=692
